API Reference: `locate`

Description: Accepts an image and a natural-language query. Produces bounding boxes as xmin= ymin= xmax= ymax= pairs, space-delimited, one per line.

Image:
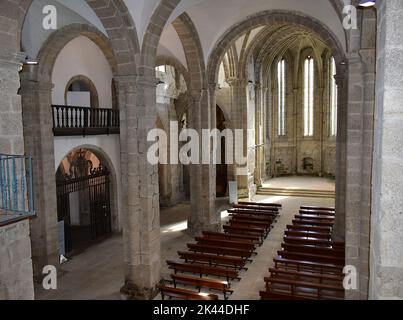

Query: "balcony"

xmin=52 ymin=105 xmax=120 ymax=136
xmin=0 ymin=154 xmax=35 ymax=226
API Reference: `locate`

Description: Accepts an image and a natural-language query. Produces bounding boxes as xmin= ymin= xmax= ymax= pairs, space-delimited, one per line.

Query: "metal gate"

xmin=56 ymin=167 xmax=111 ymax=253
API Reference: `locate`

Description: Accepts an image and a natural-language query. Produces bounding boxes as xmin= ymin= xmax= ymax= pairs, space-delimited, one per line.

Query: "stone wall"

xmin=370 ymin=0 xmax=403 ymax=300
xmin=0 ymin=219 xmax=34 ymax=300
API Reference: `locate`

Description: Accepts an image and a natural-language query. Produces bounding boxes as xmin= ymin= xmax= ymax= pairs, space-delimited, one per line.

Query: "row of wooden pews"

xmin=158 ymin=201 xmax=282 ymax=300
xmin=260 ymin=205 xmax=346 ymax=300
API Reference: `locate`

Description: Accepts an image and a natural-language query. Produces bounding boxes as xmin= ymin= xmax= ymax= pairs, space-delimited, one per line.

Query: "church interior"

xmin=1 ymin=0 xmax=403 ymax=301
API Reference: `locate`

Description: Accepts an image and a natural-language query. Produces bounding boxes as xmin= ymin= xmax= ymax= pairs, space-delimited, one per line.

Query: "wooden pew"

xmin=167 ymin=260 xmax=240 ymax=282
xmin=178 ymin=251 xmax=247 ymax=270
xmin=296 ymin=213 xmax=335 ymax=221
xmin=202 ymin=231 xmax=262 ymax=245
xmin=195 ymin=237 xmax=256 ymax=253
xmin=300 ymin=205 xmax=335 ymax=212
xmin=229 ymin=218 xmax=272 ymax=231
xmin=158 ymin=285 xmax=219 ymax=300
xmin=239 ymin=201 xmax=282 ymax=209
xmin=273 ymin=257 xmax=343 ymax=275
xmin=223 ymin=225 xmax=266 ymax=241
xmin=229 ymin=213 xmax=274 ymax=223
xmin=268 ymin=268 xmax=344 ymax=285
xmin=187 ymin=243 xmax=252 ymax=261
xmin=277 ymin=250 xmax=345 ymax=265
xmin=285 ymin=230 xmax=332 ymax=240
xmin=287 ymin=224 xmax=332 ymax=233
xmin=263 ymin=277 xmax=344 ymax=300
xmin=299 ymin=209 xmax=335 ymax=216
xmin=260 ymin=290 xmax=312 ymax=300
xmin=281 ymin=243 xmax=345 ymax=257
xmin=293 ymin=219 xmax=335 ymax=228
xmin=283 ymin=236 xmax=345 ymax=249
xmin=228 ymin=209 xmax=277 ymax=218
xmin=233 ymin=205 xmax=279 ymax=214
xmin=171 ymin=274 xmax=234 ymax=300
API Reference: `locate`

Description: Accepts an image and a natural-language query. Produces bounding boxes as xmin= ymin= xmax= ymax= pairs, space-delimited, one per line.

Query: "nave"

xmin=34 ymin=194 xmax=334 ymax=300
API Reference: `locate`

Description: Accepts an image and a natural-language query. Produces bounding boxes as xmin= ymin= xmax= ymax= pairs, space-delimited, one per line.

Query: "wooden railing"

xmin=52 ymin=105 xmax=120 ymax=136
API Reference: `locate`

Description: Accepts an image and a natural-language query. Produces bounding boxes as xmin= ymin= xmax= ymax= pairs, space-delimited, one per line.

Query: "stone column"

xmin=187 ymin=87 xmax=218 ymax=234
xmin=118 ymin=75 xmax=161 ymax=299
xmin=20 ymin=65 xmax=59 ymax=279
xmin=254 ymin=83 xmax=264 ymax=188
xmin=370 ymin=0 xmax=403 ymax=300
xmin=226 ymin=78 xmax=247 ymax=196
xmin=333 ymin=67 xmax=348 ymax=242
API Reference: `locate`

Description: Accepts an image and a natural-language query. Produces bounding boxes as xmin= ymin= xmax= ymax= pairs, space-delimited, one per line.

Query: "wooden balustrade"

xmin=52 ymin=105 xmax=120 ymax=136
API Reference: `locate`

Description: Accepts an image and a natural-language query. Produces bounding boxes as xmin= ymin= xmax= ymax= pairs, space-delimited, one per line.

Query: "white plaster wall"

xmin=53 ymin=135 xmax=122 ymax=231
xmin=52 ymin=36 xmax=113 ymax=108
xmin=22 ymin=0 xmax=106 ymax=60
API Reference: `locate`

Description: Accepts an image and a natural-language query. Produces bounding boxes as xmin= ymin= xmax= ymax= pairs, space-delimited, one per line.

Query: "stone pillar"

xmin=187 ymin=87 xmax=218 ymax=234
xmin=118 ymin=75 xmax=161 ymax=299
xmin=333 ymin=67 xmax=348 ymax=242
xmin=20 ymin=64 xmax=59 ymax=279
xmin=369 ymin=0 xmax=403 ymax=300
xmin=254 ymin=83 xmax=264 ymax=188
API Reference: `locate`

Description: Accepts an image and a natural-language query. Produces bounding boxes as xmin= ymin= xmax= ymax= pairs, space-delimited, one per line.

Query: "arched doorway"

xmin=216 ymin=105 xmax=228 ymax=197
xmin=56 ymin=148 xmax=112 ymax=254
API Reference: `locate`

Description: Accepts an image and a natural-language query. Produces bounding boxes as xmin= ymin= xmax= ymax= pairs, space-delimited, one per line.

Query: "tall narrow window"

xmin=277 ymin=59 xmax=286 ymax=136
xmin=330 ymin=57 xmax=338 ymax=136
xmin=304 ymin=57 xmax=314 ymax=136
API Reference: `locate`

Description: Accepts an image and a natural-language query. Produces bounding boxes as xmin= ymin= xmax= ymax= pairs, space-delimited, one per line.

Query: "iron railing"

xmin=0 ymin=154 xmax=35 ymax=224
xmin=52 ymin=105 xmax=120 ymax=136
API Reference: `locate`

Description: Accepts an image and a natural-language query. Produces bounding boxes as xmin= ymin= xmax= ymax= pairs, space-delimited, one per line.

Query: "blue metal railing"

xmin=0 ymin=154 xmax=35 ymax=222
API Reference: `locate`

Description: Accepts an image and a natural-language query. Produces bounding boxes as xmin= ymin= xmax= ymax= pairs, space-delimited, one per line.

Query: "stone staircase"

xmin=257 ymin=186 xmax=335 ymax=198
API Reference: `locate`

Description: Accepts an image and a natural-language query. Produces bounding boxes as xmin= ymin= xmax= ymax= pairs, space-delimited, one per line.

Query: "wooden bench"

xmin=285 ymin=230 xmax=332 ymax=240
xmin=260 ymin=290 xmax=313 ymax=300
xmin=293 ymin=219 xmax=335 ymax=228
xmin=229 ymin=213 xmax=274 ymax=221
xmin=273 ymin=257 xmax=343 ymax=275
xmin=158 ymin=285 xmax=219 ymax=300
xmin=300 ymin=205 xmax=335 ymax=212
xmin=232 ymin=205 xmax=279 ymax=214
xmin=228 ymin=218 xmax=272 ymax=231
xmin=296 ymin=213 xmax=335 ymax=221
xmin=239 ymin=201 xmax=282 ymax=209
xmin=268 ymin=268 xmax=344 ymax=285
xmin=228 ymin=209 xmax=277 ymax=218
xmin=167 ymin=260 xmax=240 ymax=282
xmin=299 ymin=209 xmax=335 ymax=216
xmin=264 ymin=277 xmax=344 ymax=300
xmin=187 ymin=243 xmax=253 ymax=260
xmin=283 ymin=236 xmax=344 ymax=249
xmin=287 ymin=224 xmax=332 ymax=233
xmin=178 ymin=251 xmax=247 ymax=270
xmin=223 ymin=225 xmax=266 ymax=241
xmin=277 ymin=250 xmax=345 ymax=265
xmin=195 ymin=237 xmax=256 ymax=253
xmin=281 ymin=243 xmax=345 ymax=257
xmin=170 ymin=274 xmax=234 ymax=300
xmin=202 ymin=231 xmax=262 ymax=245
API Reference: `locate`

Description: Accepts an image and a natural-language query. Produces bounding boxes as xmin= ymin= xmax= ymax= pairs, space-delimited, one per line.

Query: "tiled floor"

xmin=35 ymin=177 xmax=335 ymax=300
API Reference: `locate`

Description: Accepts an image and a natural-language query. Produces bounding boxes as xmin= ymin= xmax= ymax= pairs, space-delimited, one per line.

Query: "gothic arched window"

xmin=330 ymin=57 xmax=338 ymax=136
xmin=304 ymin=57 xmax=314 ymax=137
xmin=277 ymin=59 xmax=286 ymax=136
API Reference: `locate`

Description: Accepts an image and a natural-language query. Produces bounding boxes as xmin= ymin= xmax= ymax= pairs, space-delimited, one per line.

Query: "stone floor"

xmin=261 ymin=176 xmax=335 ymax=191
xmin=35 ymin=177 xmax=335 ymax=300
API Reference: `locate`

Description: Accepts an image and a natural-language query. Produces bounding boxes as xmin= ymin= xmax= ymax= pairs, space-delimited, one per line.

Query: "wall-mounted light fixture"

xmin=359 ymin=0 xmax=376 ymax=8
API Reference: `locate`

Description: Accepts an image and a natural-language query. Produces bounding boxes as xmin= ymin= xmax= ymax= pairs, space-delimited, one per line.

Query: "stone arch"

xmin=207 ymin=10 xmax=347 ymax=86
xmin=56 ymin=144 xmax=120 ymax=234
xmin=64 ymin=75 xmax=100 ymax=108
xmin=172 ymin=12 xmax=206 ymax=91
xmin=36 ymin=23 xmax=119 ymax=82
xmin=156 ymin=55 xmax=191 ymax=89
